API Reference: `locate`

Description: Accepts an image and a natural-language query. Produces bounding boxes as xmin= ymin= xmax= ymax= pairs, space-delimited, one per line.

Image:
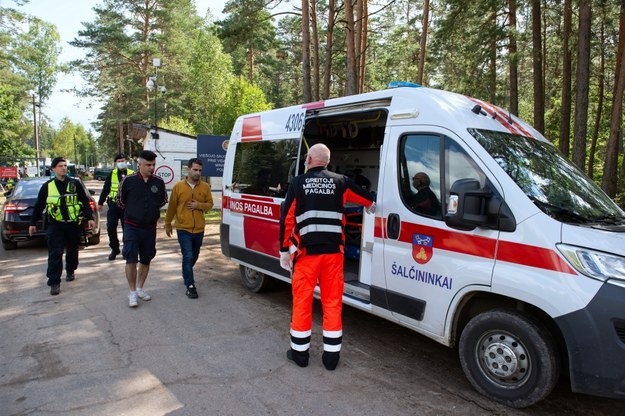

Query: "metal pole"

xmin=154 ymin=66 xmax=158 ymax=139
xmin=73 ymin=133 xmax=78 ymax=167
xmin=32 ymin=94 xmax=39 ymax=160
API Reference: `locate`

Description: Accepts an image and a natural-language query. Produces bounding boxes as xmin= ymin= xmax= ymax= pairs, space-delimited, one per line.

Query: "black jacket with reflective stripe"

xmin=280 ymin=167 xmax=373 ymax=255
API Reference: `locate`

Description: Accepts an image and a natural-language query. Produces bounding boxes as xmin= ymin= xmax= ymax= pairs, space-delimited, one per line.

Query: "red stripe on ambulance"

xmin=393 ymin=221 xmax=576 ymax=275
xmin=241 ymin=115 xmax=263 ymax=141
xmin=302 ymin=100 xmax=325 ymax=109
xmin=244 ymin=217 xmax=280 ymax=256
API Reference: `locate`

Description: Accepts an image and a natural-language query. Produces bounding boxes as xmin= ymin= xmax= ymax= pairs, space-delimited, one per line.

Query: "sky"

xmin=17 ymin=0 xmax=229 ymax=132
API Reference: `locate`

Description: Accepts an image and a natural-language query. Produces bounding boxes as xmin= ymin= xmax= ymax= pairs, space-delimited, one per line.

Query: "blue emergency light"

xmin=387 ymin=81 xmax=421 ymax=89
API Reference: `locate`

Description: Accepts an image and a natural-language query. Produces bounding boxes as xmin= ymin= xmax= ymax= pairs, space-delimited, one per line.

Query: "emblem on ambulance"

xmin=412 ymin=233 xmax=433 ymax=264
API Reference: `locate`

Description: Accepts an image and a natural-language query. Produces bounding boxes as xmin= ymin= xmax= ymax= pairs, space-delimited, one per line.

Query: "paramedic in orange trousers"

xmin=279 ymin=143 xmax=376 ymax=370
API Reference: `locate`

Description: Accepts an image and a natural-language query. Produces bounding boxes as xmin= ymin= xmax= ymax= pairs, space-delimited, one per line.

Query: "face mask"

xmin=117 ymin=162 xmax=127 ymax=170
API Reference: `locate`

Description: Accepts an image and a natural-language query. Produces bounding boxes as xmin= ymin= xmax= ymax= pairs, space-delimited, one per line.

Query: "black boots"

xmin=322 ymin=351 xmax=340 ymax=371
xmin=108 ymin=247 xmax=120 ymax=260
xmin=50 ymin=283 xmax=60 ymax=295
xmin=286 ymin=349 xmax=309 ymax=367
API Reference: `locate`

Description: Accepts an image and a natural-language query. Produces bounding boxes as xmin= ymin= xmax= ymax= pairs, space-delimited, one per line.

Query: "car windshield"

xmin=469 ymin=128 xmax=625 ymax=224
xmin=11 ymin=180 xmax=45 ymax=199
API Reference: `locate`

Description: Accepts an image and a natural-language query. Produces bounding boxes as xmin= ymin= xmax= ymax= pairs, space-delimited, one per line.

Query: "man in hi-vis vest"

xmin=98 ymin=153 xmax=133 ymax=260
xmin=29 ymin=157 xmax=95 ymax=296
xmin=279 ymin=143 xmax=375 ymax=370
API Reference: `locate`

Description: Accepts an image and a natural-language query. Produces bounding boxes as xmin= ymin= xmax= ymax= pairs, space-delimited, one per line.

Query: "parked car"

xmin=93 ymin=167 xmax=112 ymax=181
xmin=1 ymin=177 xmax=101 ymax=250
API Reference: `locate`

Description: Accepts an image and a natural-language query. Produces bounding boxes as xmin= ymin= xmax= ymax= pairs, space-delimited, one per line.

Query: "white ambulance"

xmin=220 ymin=82 xmax=625 ymax=407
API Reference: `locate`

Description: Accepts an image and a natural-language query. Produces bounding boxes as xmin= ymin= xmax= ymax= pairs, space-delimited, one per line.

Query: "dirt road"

xmin=1 ymin=191 xmax=624 ymax=415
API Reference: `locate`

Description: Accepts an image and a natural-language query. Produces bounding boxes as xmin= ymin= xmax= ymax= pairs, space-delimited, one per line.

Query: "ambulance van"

xmin=220 ymin=82 xmax=625 ymax=407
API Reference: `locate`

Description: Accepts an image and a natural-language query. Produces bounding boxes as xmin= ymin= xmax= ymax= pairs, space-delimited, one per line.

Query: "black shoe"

xmin=286 ymin=349 xmax=309 ymax=368
xmin=108 ymin=248 xmax=120 ymax=261
xmin=186 ymin=285 xmax=198 ymax=299
xmin=66 ymin=272 xmax=75 ymax=282
xmin=322 ymin=351 xmax=340 ymax=371
xmin=50 ymin=283 xmax=60 ymax=296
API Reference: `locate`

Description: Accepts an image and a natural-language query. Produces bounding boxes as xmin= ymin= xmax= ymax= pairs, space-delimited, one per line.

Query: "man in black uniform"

xmin=98 ymin=153 xmax=134 ymax=260
xmin=29 ymin=157 xmax=95 ymax=295
xmin=116 ymin=150 xmax=167 ymax=308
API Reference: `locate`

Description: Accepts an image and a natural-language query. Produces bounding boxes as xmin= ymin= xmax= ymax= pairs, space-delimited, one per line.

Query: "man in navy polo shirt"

xmin=116 ymin=150 xmax=167 ymax=307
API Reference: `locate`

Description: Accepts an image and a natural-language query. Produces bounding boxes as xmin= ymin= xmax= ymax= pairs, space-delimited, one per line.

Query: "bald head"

xmin=307 ymin=143 xmax=331 ymax=169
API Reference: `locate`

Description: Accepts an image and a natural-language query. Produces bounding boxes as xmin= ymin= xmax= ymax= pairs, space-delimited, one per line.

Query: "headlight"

xmin=557 ymin=244 xmax=625 ymax=282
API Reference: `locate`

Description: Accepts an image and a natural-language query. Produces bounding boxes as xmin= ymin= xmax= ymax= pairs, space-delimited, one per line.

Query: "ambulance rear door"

xmin=379 ymin=126 xmax=500 ymax=338
xmin=222 ymin=106 xmax=308 ymax=280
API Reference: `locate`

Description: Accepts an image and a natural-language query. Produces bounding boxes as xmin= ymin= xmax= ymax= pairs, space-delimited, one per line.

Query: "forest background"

xmin=1 ymin=0 xmax=625 ymax=203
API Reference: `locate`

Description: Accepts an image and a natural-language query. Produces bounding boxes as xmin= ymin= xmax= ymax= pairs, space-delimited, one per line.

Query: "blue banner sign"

xmin=197 ymin=135 xmax=228 ymax=177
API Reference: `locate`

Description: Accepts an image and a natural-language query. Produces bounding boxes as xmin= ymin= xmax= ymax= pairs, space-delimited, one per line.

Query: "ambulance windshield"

xmin=470 ymin=128 xmax=625 ymax=224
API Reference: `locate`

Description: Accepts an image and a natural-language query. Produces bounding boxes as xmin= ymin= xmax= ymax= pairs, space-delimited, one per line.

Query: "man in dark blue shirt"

xmin=116 ymin=150 xmax=167 ymax=307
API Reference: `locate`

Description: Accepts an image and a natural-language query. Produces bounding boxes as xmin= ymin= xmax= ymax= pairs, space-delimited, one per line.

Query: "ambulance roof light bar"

xmin=387 ymin=81 xmax=421 ymax=89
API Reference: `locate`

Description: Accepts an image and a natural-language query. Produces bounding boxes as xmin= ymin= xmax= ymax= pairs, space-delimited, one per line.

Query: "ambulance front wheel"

xmin=240 ymin=265 xmax=272 ymax=293
xmin=459 ymin=308 xmax=560 ymax=408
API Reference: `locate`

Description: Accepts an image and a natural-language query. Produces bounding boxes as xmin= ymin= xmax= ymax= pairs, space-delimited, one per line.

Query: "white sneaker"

xmin=136 ymin=288 xmax=151 ymax=301
xmin=128 ymin=292 xmax=138 ymax=308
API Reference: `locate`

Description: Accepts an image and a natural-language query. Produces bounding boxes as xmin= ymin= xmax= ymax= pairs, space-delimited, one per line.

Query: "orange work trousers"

xmin=290 ymin=252 xmax=344 ymax=352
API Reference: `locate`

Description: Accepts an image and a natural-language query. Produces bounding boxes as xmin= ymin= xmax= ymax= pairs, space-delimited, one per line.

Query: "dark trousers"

xmin=107 ymin=202 xmax=124 ymax=250
xmin=176 ymin=230 xmax=204 ymax=286
xmin=46 ymin=221 xmax=81 ymax=286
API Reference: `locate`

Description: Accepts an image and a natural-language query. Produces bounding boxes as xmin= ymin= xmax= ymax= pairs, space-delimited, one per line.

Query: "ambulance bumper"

xmin=555 ymin=280 xmax=625 ymax=399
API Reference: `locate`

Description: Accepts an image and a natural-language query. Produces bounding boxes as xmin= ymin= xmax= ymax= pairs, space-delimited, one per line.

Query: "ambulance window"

xmin=231 ymin=139 xmax=299 ymax=197
xmin=399 ymin=134 xmax=443 ymax=219
xmin=444 ymin=139 xmax=486 ymax=205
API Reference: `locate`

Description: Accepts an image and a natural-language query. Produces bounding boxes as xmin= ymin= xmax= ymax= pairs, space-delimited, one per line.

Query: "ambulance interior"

xmin=302 ymin=106 xmax=388 ymax=296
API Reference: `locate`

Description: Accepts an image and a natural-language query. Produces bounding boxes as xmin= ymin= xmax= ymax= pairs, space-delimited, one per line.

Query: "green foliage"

xmin=214 ymin=76 xmax=271 ymax=135
xmin=12 ymin=17 xmax=61 ymax=104
xmin=184 ymin=25 xmax=233 ymax=134
xmin=159 ymin=115 xmax=197 ymax=136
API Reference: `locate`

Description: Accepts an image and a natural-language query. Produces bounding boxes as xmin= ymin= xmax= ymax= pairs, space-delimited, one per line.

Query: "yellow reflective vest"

xmin=110 ymin=168 xmax=133 ymax=200
xmin=46 ymin=180 xmax=82 ymax=222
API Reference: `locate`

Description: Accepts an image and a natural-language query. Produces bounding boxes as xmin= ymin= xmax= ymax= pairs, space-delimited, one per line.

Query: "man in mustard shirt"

xmin=165 ymin=158 xmax=213 ymax=298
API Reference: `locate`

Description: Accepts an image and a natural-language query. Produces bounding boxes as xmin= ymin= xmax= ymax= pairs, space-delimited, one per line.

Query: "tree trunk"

xmin=248 ymin=48 xmax=255 ymax=84
xmin=417 ymin=0 xmax=430 ymax=85
xmin=302 ymin=0 xmax=312 ymax=102
xmin=322 ymin=0 xmax=336 ymax=99
xmin=311 ymin=0 xmax=320 ymax=101
xmin=355 ymin=0 xmax=362 ymax=93
xmin=602 ymin=0 xmax=625 ymax=196
xmin=508 ymin=0 xmax=518 ymax=115
xmin=531 ymin=0 xmax=544 ymax=133
xmin=358 ymin=0 xmax=368 ymax=93
xmin=489 ymin=11 xmax=497 ymax=103
xmin=559 ymin=0 xmax=572 ymax=157
xmin=573 ymin=0 xmax=592 ymax=170
xmin=588 ymin=12 xmax=606 ymax=179
xmin=344 ymin=0 xmax=357 ymax=95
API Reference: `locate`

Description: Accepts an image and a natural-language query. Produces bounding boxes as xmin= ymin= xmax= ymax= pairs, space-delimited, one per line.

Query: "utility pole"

xmin=146 ymin=58 xmax=165 ymax=140
xmin=32 ymin=94 xmax=40 ymax=159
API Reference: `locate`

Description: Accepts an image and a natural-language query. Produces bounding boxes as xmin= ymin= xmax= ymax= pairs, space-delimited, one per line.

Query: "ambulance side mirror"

xmin=445 ymin=179 xmax=516 ymax=232
xmin=445 ymin=179 xmax=492 ymax=231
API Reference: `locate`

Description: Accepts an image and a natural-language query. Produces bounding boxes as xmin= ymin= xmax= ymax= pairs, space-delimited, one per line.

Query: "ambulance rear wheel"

xmin=240 ymin=266 xmax=272 ymax=293
xmin=459 ymin=308 xmax=560 ymax=408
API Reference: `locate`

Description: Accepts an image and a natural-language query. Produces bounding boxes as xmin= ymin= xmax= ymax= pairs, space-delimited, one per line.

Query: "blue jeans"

xmin=177 ymin=230 xmax=204 ymax=287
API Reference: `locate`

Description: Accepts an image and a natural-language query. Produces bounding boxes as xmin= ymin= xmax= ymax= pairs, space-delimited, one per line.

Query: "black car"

xmin=93 ymin=167 xmax=112 ymax=181
xmin=1 ymin=177 xmax=101 ymax=250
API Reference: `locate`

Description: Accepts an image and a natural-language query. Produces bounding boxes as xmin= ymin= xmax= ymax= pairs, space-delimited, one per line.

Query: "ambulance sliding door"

xmin=381 ymin=128 xmax=498 ymax=337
